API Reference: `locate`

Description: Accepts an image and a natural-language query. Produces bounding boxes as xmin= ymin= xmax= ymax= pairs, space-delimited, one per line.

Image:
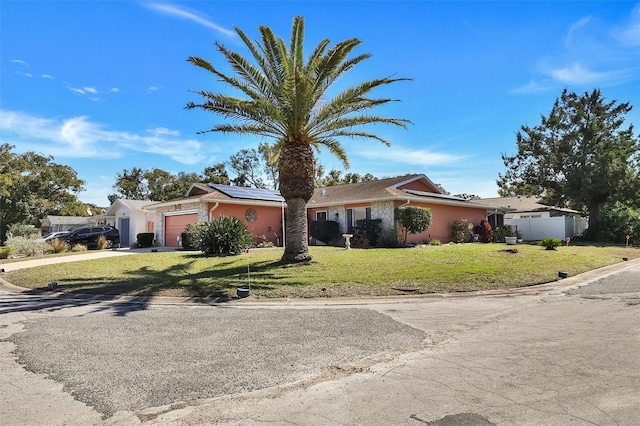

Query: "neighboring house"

xmin=41 ymin=215 xmax=93 ymax=233
xmin=146 ymin=174 xmax=492 ymax=247
xmin=307 ymin=174 xmax=490 ymax=244
xmin=103 ymin=199 xmax=159 ymax=247
xmin=476 ymin=196 xmax=588 ymax=241
xmin=146 ymin=184 xmax=285 ymax=248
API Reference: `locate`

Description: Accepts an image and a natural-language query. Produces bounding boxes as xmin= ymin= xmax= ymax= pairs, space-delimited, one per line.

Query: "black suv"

xmin=63 ymin=226 xmax=120 ymax=249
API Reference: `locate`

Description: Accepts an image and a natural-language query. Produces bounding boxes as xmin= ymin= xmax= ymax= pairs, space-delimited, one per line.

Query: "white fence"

xmin=505 ymin=216 xmax=588 ymax=241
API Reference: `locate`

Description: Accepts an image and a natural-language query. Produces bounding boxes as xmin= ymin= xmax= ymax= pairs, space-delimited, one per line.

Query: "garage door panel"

xmin=165 ymin=214 xmax=198 ymax=247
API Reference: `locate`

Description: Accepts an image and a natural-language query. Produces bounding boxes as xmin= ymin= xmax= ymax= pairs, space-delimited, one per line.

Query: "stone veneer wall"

xmin=371 ymin=201 xmax=395 ymax=232
xmin=154 ymin=202 xmax=207 ymax=247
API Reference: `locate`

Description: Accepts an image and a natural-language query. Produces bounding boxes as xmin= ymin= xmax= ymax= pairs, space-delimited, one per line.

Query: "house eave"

xmin=308 ymin=194 xmax=492 ymax=210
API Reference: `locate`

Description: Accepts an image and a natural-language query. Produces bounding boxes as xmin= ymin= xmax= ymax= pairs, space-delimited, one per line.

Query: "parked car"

xmin=62 ymin=226 xmax=120 ymax=249
xmin=36 ymin=231 xmax=70 ymax=243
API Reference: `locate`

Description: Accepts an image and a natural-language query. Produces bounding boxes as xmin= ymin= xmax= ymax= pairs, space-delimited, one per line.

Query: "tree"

xmin=0 ymin=144 xmax=85 ymax=243
xmin=110 ymin=165 xmax=230 ymax=203
xmin=498 ymin=89 xmax=640 ymax=237
xmin=397 ymin=206 xmax=432 ymax=245
xmin=202 ymin=163 xmax=230 ymax=185
xmin=187 ymin=16 xmax=410 ymax=262
xmin=112 ymin=167 xmax=148 ymax=200
xmin=228 ymin=148 xmax=267 ymax=188
xmin=315 ymin=168 xmax=379 ymax=187
xmin=454 ymin=193 xmax=481 ymax=200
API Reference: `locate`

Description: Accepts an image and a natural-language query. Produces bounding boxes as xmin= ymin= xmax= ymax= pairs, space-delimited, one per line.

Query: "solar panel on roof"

xmin=211 ymin=184 xmax=284 ymax=202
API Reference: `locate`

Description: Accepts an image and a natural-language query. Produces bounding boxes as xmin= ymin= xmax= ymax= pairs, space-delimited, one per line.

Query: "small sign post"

xmin=626 ymin=235 xmax=630 ymax=248
xmin=565 ymin=237 xmax=570 ymax=247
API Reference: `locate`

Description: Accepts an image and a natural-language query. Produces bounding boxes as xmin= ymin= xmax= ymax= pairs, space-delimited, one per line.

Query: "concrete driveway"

xmin=0 ymin=254 xmax=638 ymax=425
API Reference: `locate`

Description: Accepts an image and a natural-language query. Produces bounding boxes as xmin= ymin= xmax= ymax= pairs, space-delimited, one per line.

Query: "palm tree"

xmin=186 ymin=16 xmax=410 ymax=263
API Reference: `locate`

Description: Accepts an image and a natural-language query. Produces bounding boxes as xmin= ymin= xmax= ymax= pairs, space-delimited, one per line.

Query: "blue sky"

xmin=1 ymin=1 xmax=639 ymax=207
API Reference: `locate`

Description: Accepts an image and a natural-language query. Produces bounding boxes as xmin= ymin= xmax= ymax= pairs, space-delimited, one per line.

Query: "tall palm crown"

xmin=187 ymin=16 xmax=410 ymax=262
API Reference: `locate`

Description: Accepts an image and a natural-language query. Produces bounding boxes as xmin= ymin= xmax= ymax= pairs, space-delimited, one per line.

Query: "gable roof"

xmin=146 ymin=174 xmax=491 ymax=211
xmin=146 ymin=183 xmax=285 ymax=209
xmin=309 ymin=174 xmax=490 ymax=210
xmin=476 ymin=196 xmax=579 ymax=214
xmin=104 ymin=199 xmax=156 ymax=216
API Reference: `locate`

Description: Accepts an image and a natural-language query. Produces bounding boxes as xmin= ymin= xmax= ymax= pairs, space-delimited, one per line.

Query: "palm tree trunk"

xmin=279 ymin=142 xmax=315 ymax=263
xmin=282 ymin=197 xmax=312 ymax=262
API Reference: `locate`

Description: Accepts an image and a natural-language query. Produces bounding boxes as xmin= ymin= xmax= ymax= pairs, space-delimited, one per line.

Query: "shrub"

xmin=48 ymin=238 xmax=69 ymax=253
xmin=5 ymin=236 xmax=46 ymax=257
xmin=193 ymin=216 xmax=252 ymax=256
xmin=450 ymin=219 xmax=472 ymax=243
xmin=309 ymin=220 xmax=340 ymax=244
xmin=588 ymin=202 xmax=640 ymax=243
xmin=473 ymin=220 xmax=494 ymax=243
xmin=7 ymin=223 xmax=34 ymax=238
xmin=380 ymin=227 xmax=402 ymax=248
xmin=0 ymin=247 xmax=10 ymax=259
xmin=539 ymin=237 xmax=562 ymax=250
xmin=254 ymin=235 xmax=274 ymax=248
xmin=354 ymin=219 xmax=382 ymax=246
xmin=493 ymin=225 xmax=513 ymax=243
xmin=181 ymin=223 xmax=202 ymax=250
xmin=397 ymin=207 xmax=432 ymax=246
xmin=96 ymin=235 xmax=109 ymax=250
xmin=136 ymin=233 xmax=155 ymax=248
xmin=71 ymin=244 xmax=88 ymax=252
xmin=429 ymin=239 xmax=442 ymax=246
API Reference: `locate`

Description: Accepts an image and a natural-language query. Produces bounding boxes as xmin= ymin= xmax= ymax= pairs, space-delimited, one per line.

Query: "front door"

xmin=119 ymin=218 xmax=130 ymax=247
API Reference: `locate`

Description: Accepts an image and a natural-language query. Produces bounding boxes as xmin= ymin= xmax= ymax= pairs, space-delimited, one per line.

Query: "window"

xmin=346 ymin=207 xmax=371 ymax=230
xmin=315 ymin=211 xmax=328 ymax=221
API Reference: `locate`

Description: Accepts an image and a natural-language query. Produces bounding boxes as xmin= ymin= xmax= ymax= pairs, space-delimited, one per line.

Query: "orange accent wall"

xmin=395 ymin=201 xmax=487 ymax=243
xmin=398 ymin=179 xmax=438 ymax=193
xmin=209 ymin=203 xmax=283 ymax=246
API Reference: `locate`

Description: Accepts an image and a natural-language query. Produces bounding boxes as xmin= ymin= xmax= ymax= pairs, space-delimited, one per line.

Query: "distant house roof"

xmin=42 ymin=215 xmax=92 ymax=225
xmin=104 ymin=199 xmax=157 ymax=216
xmin=476 ymin=196 xmax=580 ymax=214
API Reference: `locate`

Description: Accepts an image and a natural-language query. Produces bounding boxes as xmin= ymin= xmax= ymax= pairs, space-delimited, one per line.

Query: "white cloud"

xmin=144 ymin=3 xmax=236 ymax=38
xmin=83 ymin=87 xmax=98 ymax=94
xmin=10 ymin=59 xmax=27 ymax=65
xmin=612 ymin=4 xmax=640 ymax=46
xmin=547 ymin=63 xmax=616 ymax=85
xmin=565 ymin=17 xmax=591 ymax=48
xmin=41 ymin=74 xmax=54 ymax=79
xmin=356 ymin=146 xmax=464 ymax=166
xmin=510 ymin=80 xmax=550 ymax=94
xmin=0 ymin=109 xmax=206 ymax=165
xmin=68 ymin=87 xmax=86 ymax=95
xmin=147 ymin=86 xmax=159 ymax=93
xmin=23 ymin=73 xmax=32 ymax=78
xmin=110 ymin=87 xmax=120 ymax=93
xmin=514 ymin=8 xmax=640 ymax=93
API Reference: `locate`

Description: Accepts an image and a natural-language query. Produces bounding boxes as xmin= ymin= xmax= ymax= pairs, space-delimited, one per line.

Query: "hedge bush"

xmin=136 ymin=233 xmax=155 ymax=248
xmin=309 ymin=220 xmax=340 ymax=244
xmin=450 ymin=219 xmax=472 ymax=243
xmin=473 ymin=220 xmax=494 ymax=243
xmin=355 ymin=219 xmax=382 ymax=246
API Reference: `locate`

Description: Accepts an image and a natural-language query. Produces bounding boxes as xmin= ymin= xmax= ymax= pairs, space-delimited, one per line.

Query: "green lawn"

xmin=3 ymin=244 xmax=638 ymax=299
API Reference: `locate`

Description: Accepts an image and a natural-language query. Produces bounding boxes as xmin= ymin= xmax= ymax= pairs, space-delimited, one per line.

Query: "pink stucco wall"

xmin=396 ymin=201 xmax=487 ymax=244
xmin=208 ymin=203 xmax=283 ymax=246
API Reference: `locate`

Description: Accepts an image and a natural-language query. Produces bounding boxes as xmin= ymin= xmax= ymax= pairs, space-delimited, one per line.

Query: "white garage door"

xmin=165 ymin=214 xmax=198 ymax=247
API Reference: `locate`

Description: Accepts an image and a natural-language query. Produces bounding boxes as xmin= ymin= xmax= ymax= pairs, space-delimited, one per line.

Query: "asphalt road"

xmin=0 ymin=257 xmax=638 ymax=425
